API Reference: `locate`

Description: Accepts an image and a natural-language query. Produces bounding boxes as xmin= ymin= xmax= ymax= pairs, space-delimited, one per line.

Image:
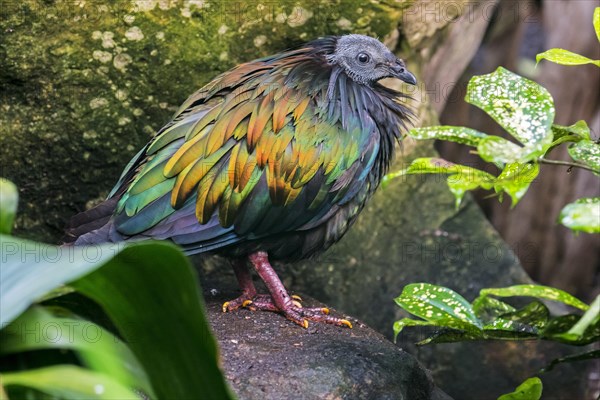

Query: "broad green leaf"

xmin=595 ymin=7 xmax=600 ymax=42
xmin=1 ymin=365 xmax=139 ymax=399
xmin=408 ymin=126 xmax=488 ymax=146
xmin=1 ymin=237 xmax=234 ymax=399
xmin=546 ymin=317 xmax=599 ymax=345
xmin=0 ymin=178 xmax=18 ymax=235
xmin=477 ymin=136 xmax=527 ymax=165
xmin=558 ymin=197 xmax=600 ymax=233
xmin=447 ymin=172 xmax=495 ymax=208
xmin=550 ymin=121 xmax=591 ymax=146
xmin=382 ymin=157 xmax=495 ymax=190
xmin=494 ymin=163 xmax=539 ymax=206
xmin=480 ymin=285 xmax=589 ymax=311
xmin=391 ymin=157 xmax=494 ymax=177
xmin=0 ymin=235 xmax=122 ymax=325
xmin=393 ymin=318 xmax=440 ymax=340
xmin=71 ymin=242 xmax=235 ymax=400
xmin=541 ymin=315 xmax=581 ymax=342
xmin=568 ymin=295 xmax=600 ymax=336
xmin=416 ymin=328 xmax=483 ymax=345
xmin=384 ymin=158 xmax=496 ymax=207
xmin=467 ymin=67 xmax=555 ymax=160
xmin=482 ymin=318 xmax=539 ymax=336
xmin=542 ymin=349 xmax=600 ymax=373
xmin=472 ymin=295 xmax=516 ymax=322
xmin=394 ymin=283 xmax=483 ymax=334
xmin=536 ymin=48 xmax=600 ymax=67
xmin=497 ymin=377 xmax=542 ymax=400
xmin=567 ymin=140 xmax=600 ymax=173
xmin=0 ymin=306 xmax=153 ymax=396
xmin=498 ymin=301 xmax=550 ymax=329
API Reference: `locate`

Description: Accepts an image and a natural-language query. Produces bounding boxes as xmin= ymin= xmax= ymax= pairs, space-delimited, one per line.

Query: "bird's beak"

xmin=390 ymin=59 xmax=417 ymax=85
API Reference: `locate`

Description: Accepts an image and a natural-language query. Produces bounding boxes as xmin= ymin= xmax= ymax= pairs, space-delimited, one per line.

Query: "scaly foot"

xmin=241 ymin=293 xmax=353 ymax=329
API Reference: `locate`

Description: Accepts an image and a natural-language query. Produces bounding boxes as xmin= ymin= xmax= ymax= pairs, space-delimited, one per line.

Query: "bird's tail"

xmin=62 ymin=197 xmax=119 ymax=244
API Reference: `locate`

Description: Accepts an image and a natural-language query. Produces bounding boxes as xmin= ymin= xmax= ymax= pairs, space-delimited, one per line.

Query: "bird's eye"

xmin=357 ymin=53 xmax=370 ymax=64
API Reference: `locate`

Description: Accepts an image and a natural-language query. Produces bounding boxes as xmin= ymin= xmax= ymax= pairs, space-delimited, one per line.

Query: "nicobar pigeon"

xmin=65 ymin=34 xmax=416 ymax=328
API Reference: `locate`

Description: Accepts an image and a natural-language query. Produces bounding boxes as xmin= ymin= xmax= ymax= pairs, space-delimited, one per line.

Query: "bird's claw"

xmin=222 ymin=292 xmax=256 ymax=313
xmin=222 ymin=301 xmax=230 ymax=313
xmin=223 ymin=293 xmax=351 ymax=329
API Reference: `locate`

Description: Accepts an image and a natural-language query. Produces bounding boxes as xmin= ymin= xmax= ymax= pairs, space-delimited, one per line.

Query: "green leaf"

xmin=494 ymin=163 xmax=539 ymax=206
xmin=477 ymin=136 xmax=527 ymax=165
xmin=0 ymin=306 xmax=153 ymax=396
xmin=482 ymin=318 xmax=539 ymax=336
xmin=472 ymin=295 xmax=516 ymax=323
xmin=393 ymin=318 xmax=441 ymax=341
xmin=567 ymin=295 xmax=600 ymax=337
xmin=538 ymin=314 xmax=598 ymax=345
xmin=416 ymin=328 xmax=483 ymax=345
xmin=394 ymin=283 xmax=483 ymax=336
xmin=1 ymin=237 xmax=235 ymax=399
xmin=498 ymin=301 xmax=550 ymax=330
xmin=393 ymin=157 xmax=494 ymax=177
xmin=408 ymin=126 xmax=488 ymax=146
xmin=382 ymin=158 xmax=495 ymax=196
xmin=497 ymin=377 xmax=542 ymax=400
xmin=594 ymin=7 xmax=600 ymax=42
xmin=480 ymin=284 xmax=589 ymax=311
xmin=0 ymin=178 xmax=18 ymax=235
xmin=558 ymin=197 xmax=600 ymax=233
xmin=541 ymin=314 xmax=580 ymax=337
xmin=71 ymin=242 xmax=235 ymax=400
xmin=446 ymin=172 xmax=495 ymax=209
xmin=542 ymin=349 xmax=600 ymax=373
xmin=1 ymin=365 xmax=139 ymax=399
xmin=467 ymin=67 xmax=555 ymax=160
xmin=536 ymin=49 xmax=600 ymax=67
xmin=550 ymin=121 xmax=591 ymax=144
xmin=567 ymin=140 xmax=600 ymax=173
xmin=0 ymin=235 xmax=120 ymax=326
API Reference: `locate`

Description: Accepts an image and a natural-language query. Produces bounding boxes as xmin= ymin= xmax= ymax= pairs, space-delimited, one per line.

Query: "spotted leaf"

xmin=393 ymin=283 xmax=483 ymax=338
xmin=567 ymin=140 xmax=600 ymax=174
xmin=408 ymin=126 xmax=488 ymax=147
xmin=467 ymin=67 xmax=555 ymax=161
xmin=558 ymin=197 xmax=600 ymax=234
xmin=480 ymin=285 xmax=589 ymax=311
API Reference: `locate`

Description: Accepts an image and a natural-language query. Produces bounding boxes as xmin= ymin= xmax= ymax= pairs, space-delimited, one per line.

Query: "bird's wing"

xmin=111 ymin=59 xmax=380 ymax=252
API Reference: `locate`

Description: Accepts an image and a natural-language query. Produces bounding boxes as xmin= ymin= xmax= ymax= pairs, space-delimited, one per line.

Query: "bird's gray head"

xmin=327 ymin=34 xmax=416 ymax=86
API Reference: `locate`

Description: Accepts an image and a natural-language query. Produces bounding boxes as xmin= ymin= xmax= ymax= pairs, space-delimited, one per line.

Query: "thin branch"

xmin=538 ymin=157 xmax=599 ymax=174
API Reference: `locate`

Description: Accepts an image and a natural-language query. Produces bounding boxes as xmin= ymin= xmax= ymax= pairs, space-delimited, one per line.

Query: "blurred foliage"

xmin=536 ymin=7 xmax=600 ymax=67
xmin=0 ymin=179 xmax=18 ymax=235
xmin=0 ymin=179 xmax=234 ymax=399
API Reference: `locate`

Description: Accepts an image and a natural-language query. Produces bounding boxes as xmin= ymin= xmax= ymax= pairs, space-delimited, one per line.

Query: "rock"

xmin=205 ymin=293 xmax=451 ymax=400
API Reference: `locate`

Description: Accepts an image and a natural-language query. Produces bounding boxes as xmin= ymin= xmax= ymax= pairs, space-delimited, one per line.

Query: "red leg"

xmin=247 ymin=251 xmax=352 ymax=329
xmin=221 ymin=259 xmax=257 ymax=312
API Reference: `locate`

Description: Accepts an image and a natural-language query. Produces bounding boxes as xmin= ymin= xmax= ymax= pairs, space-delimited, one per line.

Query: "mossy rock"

xmin=0 ymin=0 xmax=411 ymax=242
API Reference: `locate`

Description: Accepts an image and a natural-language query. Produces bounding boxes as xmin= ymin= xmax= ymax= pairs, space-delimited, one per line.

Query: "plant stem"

xmin=538 ymin=157 xmax=599 ymax=174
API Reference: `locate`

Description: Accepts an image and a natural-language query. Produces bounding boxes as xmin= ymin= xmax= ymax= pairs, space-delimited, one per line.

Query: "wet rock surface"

xmin=206 ymin=293 xmax=451 ymax=400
